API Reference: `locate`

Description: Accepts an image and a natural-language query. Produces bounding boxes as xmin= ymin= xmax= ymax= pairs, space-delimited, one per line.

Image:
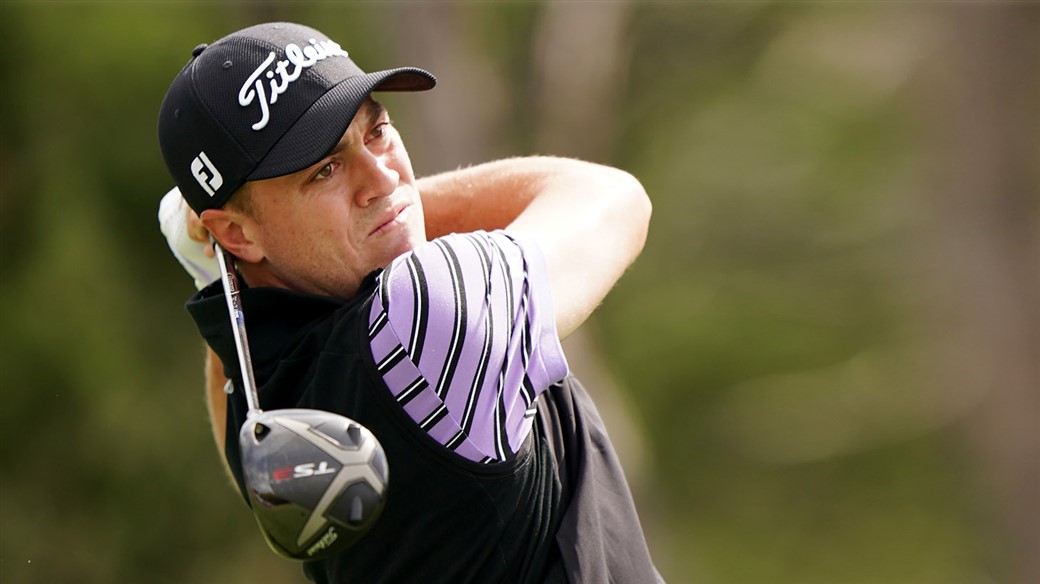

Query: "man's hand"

xmin=158 ymin=187 xmax=219 ymax=290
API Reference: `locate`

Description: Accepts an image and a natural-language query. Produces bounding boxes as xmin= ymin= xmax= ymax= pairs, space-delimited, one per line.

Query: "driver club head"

xmin=239 ymin=408 xmax=389 ymax=560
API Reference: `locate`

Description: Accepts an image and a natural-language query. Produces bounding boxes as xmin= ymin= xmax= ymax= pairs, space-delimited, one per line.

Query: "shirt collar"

xmin=185 ymin=271 xmax=379 ymax=379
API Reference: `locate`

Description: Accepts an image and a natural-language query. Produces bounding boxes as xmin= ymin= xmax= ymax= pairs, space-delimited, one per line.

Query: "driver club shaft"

xmin=214 ymin=240 xmax=262 ymax=414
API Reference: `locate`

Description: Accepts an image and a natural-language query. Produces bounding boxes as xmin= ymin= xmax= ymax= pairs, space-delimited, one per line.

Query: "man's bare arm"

xmin=204 ymin=346 xmax=233 ymax=476
xmin=418 ymin=157 xmax=652 ymax=339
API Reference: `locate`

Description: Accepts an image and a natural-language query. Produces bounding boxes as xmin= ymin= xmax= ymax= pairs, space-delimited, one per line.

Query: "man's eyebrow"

xmin=367 ymin=100 xmax=388 ymax=127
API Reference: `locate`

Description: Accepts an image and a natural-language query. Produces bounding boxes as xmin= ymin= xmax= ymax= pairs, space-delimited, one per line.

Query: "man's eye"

xmin=314 ymin=162 xmax=334 ymax=181
xmin=370 ymin=122 xmax=390 ymax=141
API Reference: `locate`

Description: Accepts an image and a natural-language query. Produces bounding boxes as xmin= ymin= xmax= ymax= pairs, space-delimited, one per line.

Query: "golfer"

xmin=158 ymin=21 xmax=662 ymax=583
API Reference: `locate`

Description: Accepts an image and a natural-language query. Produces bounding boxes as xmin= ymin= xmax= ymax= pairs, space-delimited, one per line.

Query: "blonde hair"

xmin=225 ymin=181 xmax=256 ymax=217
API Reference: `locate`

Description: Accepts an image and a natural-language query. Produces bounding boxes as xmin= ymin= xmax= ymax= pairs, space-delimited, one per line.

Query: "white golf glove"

xmin=158 ymin=186 xmax=219 ymax=290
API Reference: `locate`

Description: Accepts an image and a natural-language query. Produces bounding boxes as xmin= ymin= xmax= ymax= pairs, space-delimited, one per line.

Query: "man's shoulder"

xmin=375 ymin=230 xmax=536 ymax=311
xmin=367 ymin=230 xmax=567 ymax=463
xmin=406 ymin=230 xmax=527 ymax=267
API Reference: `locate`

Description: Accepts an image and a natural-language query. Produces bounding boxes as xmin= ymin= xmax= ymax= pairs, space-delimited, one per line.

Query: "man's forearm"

xmin=204 ymin=346 xmax=235 ymax=483
xmin=417 ymin=156 xmax=651 ymax=339
xmin=418 ymin=156 xmax=575 ymax=239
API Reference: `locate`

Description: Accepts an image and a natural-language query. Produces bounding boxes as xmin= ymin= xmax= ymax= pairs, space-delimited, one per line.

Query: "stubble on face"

xmin=239 ymin=99 xmax=428 ymax=300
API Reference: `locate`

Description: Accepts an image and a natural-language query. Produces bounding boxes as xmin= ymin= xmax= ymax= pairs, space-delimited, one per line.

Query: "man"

xmin=158 ymin=22 xmax=661 ymax=583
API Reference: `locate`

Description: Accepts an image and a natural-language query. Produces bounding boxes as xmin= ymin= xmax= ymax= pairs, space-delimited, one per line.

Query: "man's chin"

xmin=374 ymin=230 xmax=425 ymax=268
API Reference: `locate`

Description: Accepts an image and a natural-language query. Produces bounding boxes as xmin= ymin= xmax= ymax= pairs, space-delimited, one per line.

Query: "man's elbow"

xmin=612 ymin=169 xmax=652 ymax=258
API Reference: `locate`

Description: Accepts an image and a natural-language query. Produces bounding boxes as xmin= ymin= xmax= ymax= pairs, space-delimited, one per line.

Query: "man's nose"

xmin=353 ymin=150 xmax=399 ymax=207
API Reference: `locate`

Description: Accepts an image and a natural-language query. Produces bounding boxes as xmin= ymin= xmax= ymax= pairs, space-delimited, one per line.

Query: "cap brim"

xmin=248 ymin=67 xmax=435 ymax=181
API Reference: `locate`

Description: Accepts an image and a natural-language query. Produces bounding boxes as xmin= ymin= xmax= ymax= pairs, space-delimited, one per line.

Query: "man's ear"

xmin=199 ymin=208 xmax=264 ymax=264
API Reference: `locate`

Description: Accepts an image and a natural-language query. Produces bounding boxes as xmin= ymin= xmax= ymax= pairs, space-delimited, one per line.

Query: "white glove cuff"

xmin=158 ymin=187 xmax=219 ymax=290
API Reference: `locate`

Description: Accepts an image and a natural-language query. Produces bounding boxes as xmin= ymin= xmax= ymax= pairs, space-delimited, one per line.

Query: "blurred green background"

xmin=2 ymin=2 xmax=1037 ymax=583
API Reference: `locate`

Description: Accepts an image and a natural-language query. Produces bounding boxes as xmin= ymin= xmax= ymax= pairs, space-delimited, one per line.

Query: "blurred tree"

xmin=390 ymin=2 xmax=516 ymax=174
xmin=919 ymin=4 xmax=1040 ymax=584
xmin=526 ymin=0 xmax=666 ymax=567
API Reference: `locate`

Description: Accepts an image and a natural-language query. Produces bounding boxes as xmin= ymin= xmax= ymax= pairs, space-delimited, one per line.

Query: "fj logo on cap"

xmin=239 ymin=38 xmax=350 ymax=132
xmin=191 ymin=151 xmax=223 ymax=197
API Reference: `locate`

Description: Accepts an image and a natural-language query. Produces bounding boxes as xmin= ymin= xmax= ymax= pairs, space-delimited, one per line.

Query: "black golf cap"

xmin=158 ymin=22 xmax=435 ymax=214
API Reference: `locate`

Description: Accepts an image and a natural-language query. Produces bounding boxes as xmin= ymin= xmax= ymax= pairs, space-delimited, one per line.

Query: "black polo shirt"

xmin=188 ymin=271 xmax=663 ymax=583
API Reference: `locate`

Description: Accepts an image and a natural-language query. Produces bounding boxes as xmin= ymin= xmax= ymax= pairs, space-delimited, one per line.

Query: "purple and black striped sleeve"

xmin=367 ymin=230 xmax=569 ymax=463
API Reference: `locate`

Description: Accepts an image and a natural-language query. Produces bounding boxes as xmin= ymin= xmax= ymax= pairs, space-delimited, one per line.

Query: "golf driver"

xmin=214 ymin=241 xmax=389 ymax=560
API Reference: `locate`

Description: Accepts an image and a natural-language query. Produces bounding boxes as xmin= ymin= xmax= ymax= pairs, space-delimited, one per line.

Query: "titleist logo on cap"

xmin=239 ymin=38 xmax=351 ymax=131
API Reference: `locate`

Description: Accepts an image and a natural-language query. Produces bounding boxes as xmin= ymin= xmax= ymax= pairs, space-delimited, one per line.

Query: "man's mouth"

xmin=368 ymin=203 xmax=409 ymax=237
